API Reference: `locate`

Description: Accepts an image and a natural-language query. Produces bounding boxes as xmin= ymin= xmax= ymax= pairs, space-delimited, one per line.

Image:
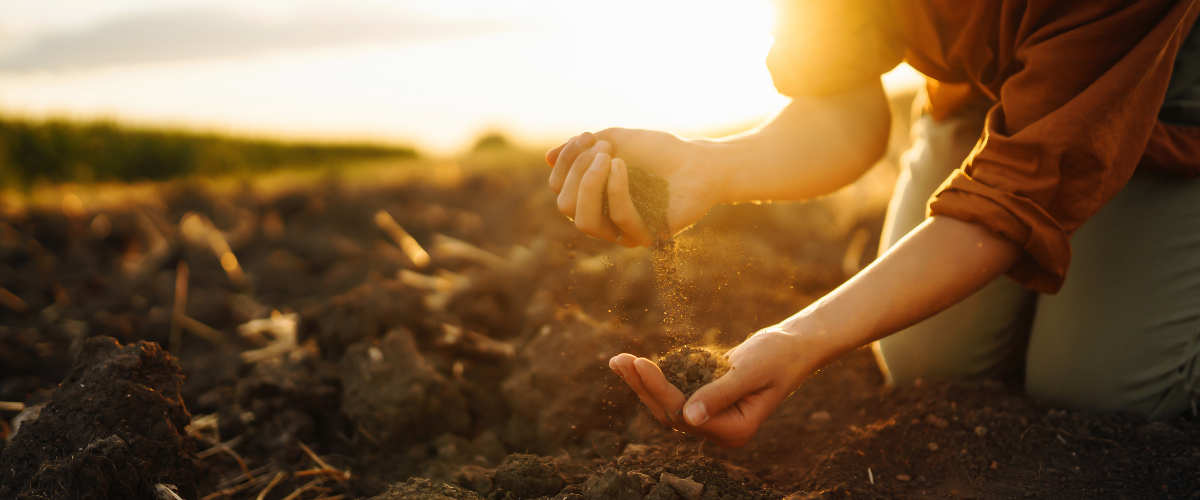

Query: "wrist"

xmin=777 ymin=305 xmax=854 ymax=368
xmin=687 ymin=139 xmax=737 ymax=206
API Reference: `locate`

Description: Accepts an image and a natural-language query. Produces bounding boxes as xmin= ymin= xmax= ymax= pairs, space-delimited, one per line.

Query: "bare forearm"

xmin=701 ymin=81 xmax=891 ymax=204
xmin=781 ymin=216 xmax=1022 ymax=365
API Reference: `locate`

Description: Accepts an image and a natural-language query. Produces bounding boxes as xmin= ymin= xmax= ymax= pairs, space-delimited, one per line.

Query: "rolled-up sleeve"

xmin=766 ymin=0 xmax=904 ymax=96
xmin=927 ymin=0 xmax=1200 ymax=293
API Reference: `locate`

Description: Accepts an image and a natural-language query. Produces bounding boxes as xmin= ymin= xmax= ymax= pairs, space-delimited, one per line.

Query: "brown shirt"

xmin=767 ymin=0 xmax=1200 ymax=293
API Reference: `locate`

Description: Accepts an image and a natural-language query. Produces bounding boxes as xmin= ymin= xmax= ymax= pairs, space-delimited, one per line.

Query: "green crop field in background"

xmin=0 ymin=115 xmax=420 ymax=188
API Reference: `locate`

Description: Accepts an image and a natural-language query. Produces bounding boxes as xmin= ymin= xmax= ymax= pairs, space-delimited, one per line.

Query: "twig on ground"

xmin=180 ymin=212 xmax=246 ymax=286
xmin=436 ymin=323 xmax=514 ymax=362
xmin=298 ymin=441 xmax=349 ymax=482
xmin=280 ymin=477 xmax=329 ymax=500
xmin=1054 ymin=427 xmax=1124 ymax=449
xmin=0 ymin=287 xmax=29 ymax=313
xmin=357 ymin=425 xmax=386 ymax=451
xmin=375 ymin=210 xmax=430 ymax=268
xmin=169 ymin=261 xmax=189 ymax=353
xmin=215 ymin=463 xmax=274 ymax=490
xmin=238 ymin=312 xmax=299 ymax=363
xmin=211 ymin=440 xmax=254 ymax=482
xmin=196 ymin=436 xmax=243 ymax=459
xmin=256 ymin=471 xmax=288 ymax=500
xmin=0 ymin=401 xmax=26 ymax=412
xmin=431 ymin=234 xmax=506 ymax=269
xmin=178 ymin=315 xmax=227 ymax=345
xmin=154 ymin=484 xmax=184 ymax=500
xmin=200 ymin=469 xmax=272 ymax=500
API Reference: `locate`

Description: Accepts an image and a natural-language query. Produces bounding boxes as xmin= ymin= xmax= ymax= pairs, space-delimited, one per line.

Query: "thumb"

xmin=682 ymin=366 xmax=761 ymax=427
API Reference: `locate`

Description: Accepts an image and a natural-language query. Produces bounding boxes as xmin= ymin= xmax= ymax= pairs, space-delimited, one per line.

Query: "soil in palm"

xmin=657 ymin=346 xmax=731 ymax=399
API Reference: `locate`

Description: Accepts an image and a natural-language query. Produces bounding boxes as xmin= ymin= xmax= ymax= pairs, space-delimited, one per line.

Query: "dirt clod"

xmin=370 ymin=477 xmax=484 ymax=500
xmin=581 ymin=467 xmax=643 ymax=500
xmin=657 ymin=346 xmax=730 ymax=398
xmin=0 ymin=336 xmax=197 ymax=500
xmin=660 ymin=472 xmax=704 ymax=500
xmin=646 ymin=481 xmax=682 ymax=500
xmin=492 ymin=454 xmax=565 ymax=499
xmin=342 ymin=328 xmax=471 ymax=447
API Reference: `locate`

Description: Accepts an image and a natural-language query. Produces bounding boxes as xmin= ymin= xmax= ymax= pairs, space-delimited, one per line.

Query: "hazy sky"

xmin=0 ymin=1 xmax=920 ymax=152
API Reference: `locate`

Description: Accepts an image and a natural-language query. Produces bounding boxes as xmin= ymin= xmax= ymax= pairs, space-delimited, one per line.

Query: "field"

xmin=0 ymin=128 xmax=1198 ymax=500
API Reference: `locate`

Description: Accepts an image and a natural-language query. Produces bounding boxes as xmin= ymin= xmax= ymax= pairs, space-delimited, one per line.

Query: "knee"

xmin=1024 ymin=357 xmax=1191 ymax=421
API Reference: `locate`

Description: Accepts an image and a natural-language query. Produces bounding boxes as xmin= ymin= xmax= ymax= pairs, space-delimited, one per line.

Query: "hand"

xmin=608 ymin=326 xmax=820 ymax=447
xmin=546 ymin=128 xmax=725 ymax=247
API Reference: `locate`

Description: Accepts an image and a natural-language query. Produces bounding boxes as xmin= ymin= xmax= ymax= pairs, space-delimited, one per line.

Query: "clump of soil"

xmin=341 ymin=328 xmax=471 ymax=447
xmin=369 ymin=477 xmax=483 ymax=500
xmin=492 ymin=454 xmax=565 ymax=499
xmin=582 ymin=467 xmax=644 ymax=500
xmin=0 ymin=336 xmax=197 ymax=500
xmin=626 ymin=166 xmax=671 ymax=246
xmin=657 ymin=346 xmax=731 ymax=398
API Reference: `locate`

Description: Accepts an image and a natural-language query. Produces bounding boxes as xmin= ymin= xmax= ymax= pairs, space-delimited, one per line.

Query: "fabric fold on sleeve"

xmin=928 ymin=171 xmax=1071 ymax=293
xmin=926 ymin=0 xmax=1200 ymax=294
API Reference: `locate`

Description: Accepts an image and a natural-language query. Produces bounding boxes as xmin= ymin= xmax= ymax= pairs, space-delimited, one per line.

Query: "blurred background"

xmin=0 ymin=0 xmax=920 ymax=173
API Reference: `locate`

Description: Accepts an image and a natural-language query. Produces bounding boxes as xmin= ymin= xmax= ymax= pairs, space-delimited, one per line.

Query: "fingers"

xmin=606 ymin=158 xmax=654 ymax=246
xmin=549 ymin=133 xmax=595 ymax=194
xmin=557 ymin=140 xmax=611 ymax=219
xmin=684 ymin=364 xmax=761 ymax=427
xmin=610 ymin=354 xmax=673 ymax=425
xmin=574 ymin=154 xmax=621 ymax=242
xmin=545 ymin=140 xmax=569 ymax=168
xmin=632 ymin=357 xmax=687 ymax=418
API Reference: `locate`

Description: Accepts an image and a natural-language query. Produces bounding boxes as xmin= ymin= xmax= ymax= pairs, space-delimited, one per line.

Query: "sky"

xmin=0 ymin=1 xmax=922 ymax=153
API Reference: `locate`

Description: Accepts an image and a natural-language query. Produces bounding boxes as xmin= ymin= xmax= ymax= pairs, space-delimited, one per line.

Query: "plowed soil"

xmin=1 ymin=157 xmax=1196 ymax=500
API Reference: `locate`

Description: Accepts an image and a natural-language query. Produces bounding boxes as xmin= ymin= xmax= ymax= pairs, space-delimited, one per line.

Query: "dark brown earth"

xmin=657 ymin=346 xmax=731 ymax=399
xmin=0 ymin=336 xmax=197 ymax=500
xmin=1 ymin=149 xmax=1197 ymax=500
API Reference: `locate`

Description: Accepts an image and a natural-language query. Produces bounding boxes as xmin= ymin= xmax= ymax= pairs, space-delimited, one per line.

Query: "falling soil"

xmin=622 ymin=165 xmax=693 ymax=340
xmin=0 ymin=336 xmax=197 ymax=500
xmin=1 ymin=158 xmax=1197 ymax=500
xmin=626 ymin=166 xmax=670 ymax=248
xmin=656 ymin=346 xmax=731 ymax=399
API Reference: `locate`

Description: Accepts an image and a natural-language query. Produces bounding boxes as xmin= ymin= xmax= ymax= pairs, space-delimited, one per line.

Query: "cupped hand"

xmin=545 ymin=128 xmax=724 ymax=247
xmin=608 ymin=327 xmax=820 ymax=447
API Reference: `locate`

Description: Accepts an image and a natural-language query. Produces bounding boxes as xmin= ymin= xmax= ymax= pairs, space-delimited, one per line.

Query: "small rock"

xmin=660 ymin=472 xmax=704 ymax=500
xmin=582 ymin=468 xmax=641 ymax=500
xmin=629 ymin=471 xmax=656 ymax=494
xmin=809 ymin=411 xmax=832 ymax=423
xmin=646 ymin=482 xmax=681 ymax=500
xmin=974 ymin=426 xmax=988 ymax=437
xmin=990 ymin=461 xmax=998 ymax=470
xmin=895 ymin=475 xmax=911 ymax=482
xmin=927 ymin=442 xmax=939 ymax=451
xmin=925 ymin=414 xmax=949 ymax=429
xmin=493 ymin=454 xmax=564 ymax=499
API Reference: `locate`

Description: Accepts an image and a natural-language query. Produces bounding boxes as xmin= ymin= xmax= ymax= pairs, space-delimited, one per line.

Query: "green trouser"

xmin=872 ymin=100 xmax=1200 ymax=421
